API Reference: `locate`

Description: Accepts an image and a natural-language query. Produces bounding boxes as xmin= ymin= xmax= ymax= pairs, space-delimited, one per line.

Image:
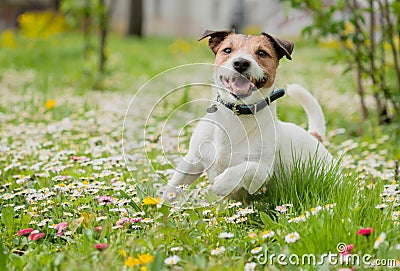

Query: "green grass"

xmin=0 ymin=31 xmax=399 ymax=270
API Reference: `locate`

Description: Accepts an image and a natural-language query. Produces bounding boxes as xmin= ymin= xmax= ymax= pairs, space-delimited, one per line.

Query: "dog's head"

xmin=199 ymin=30 xmax=294 ymax=104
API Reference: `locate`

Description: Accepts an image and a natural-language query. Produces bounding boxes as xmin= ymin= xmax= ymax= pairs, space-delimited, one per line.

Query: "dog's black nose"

xmin=233 ymin=58 xmax=251 ymax=73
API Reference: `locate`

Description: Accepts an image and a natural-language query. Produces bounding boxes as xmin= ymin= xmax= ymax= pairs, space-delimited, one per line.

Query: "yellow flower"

xmin=319 ymin=38 xmax=340 ymax=49
xmin=169 ymin=39 xmax=191 ymax=54
xmin=1 ymin=30 xmax=16 ymax=48
xmin=118 ymin=249 xmax=127 ymax=258
xmin=45 ymin=99 xmax=56 ymax=110
xmin=18 ymin=11 xmax=66 ymax=40
xmin=344 ymin=39 xmax=354 ymax=49
xmin=125 ymin=256 xmax=140 ymax=267
xmin=138 ymin=253 xmax=154 ymax=264
xmin=142 ymin=196 xmax=160 ymax=205
xmin=140 ymin=266 xmax=147 ymax=271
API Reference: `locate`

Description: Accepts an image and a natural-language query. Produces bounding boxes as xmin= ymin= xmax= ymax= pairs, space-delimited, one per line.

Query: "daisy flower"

xmin=244 ymin=262 xmax=257 ymax=271
xmin=211 ymin=246 xmax=225 ymax=255
xmin=17 ymin=228 xmax=34 ymax=236
xmin=218 ymin=232 xmax=234 ymax=238
xmin=373 ymin=232 xmax=386 ymax=249
xmin=94 ymin=243 xmax=109 ymax=251
xmin=250 ymin=246 xmax=263 ymax=254
xmin=285 ymin=232 xmax=300 ymax=243
xmin=261 ymin=230 xmax=275 ymax=239
xmin=30 ymin=232 xmax=45 ymax=241
xmin=97 ymin=195 xmax=116 ymax=205
xmin=54 ymin=222 xmax=68 ymax=237
xmin=164 ymin=255 xmax=180 ymax=265
xmin=170 ymin=246 xmax=183 ymax=252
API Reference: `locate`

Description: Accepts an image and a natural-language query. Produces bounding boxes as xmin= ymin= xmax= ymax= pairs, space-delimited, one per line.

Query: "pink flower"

xmin=116 ymin=217 xmax=130 ymax=227
xmin=357 ymin=228 xmax=373 ymax=236
xmin=54 ymin=222 xmax=68 ymax=237
xmin=94 ymin=226 xmax=103 ymax=232
xmin=94 ymin=243 xmax=109 ymax=251
xmin=17 ymin=228 xmax=34 ymax=236
xmin=130 ymin=217 xmax=142 ymax=223
xmin=30 ymin=232 xmax=45 ymax=241
xmin=98 ymin=195 xmax=116 ymax=205
xmin=340 ymin=244 xmax=354 ymax=255
xmin=346 ymin=244 xmax=354 ymax=252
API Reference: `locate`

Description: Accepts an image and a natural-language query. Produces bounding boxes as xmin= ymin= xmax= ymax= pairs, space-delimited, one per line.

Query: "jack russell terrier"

xmin=162 ymin=30 xmax=332 ymax=203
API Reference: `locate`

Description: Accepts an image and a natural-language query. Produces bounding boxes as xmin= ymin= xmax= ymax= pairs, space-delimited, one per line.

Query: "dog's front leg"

xmin=211 ymin=160 xmax=272 ymax=197
xmin=162 ymin=155 xmax=204 ymax=202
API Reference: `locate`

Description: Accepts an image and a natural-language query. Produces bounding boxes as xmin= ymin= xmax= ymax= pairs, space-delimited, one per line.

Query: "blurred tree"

xmin=284 ymin=0 xmax=400 ymax=125
xmin=127 ymin=0 xmax=142 ymax=37
xmin=61 ymin=0 xmax=115 ymax=87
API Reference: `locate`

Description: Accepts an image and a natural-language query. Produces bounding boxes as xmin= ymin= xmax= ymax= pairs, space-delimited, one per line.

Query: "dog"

xmin=162 ymin=30 xmax=332 ymax=203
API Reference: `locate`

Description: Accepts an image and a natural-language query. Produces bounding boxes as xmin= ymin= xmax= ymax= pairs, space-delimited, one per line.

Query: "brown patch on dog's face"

xmin=213 ymin=34 xmax=280 ymax=88
xmin=199 ymin=30 xmax=294 ymax=100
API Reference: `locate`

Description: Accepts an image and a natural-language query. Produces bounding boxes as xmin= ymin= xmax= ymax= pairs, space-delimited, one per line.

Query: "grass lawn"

xmin=0 ymin=32 xmax=399 ymax=270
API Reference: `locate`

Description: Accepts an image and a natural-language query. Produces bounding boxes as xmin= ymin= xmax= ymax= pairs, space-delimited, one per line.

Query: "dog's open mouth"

xmin=219 ymin=74 xmax=267 ymax=98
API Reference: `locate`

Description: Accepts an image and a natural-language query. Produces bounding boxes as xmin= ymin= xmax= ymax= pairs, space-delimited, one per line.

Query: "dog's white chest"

xmin=195 ymin=108 xmax=275 ymax=179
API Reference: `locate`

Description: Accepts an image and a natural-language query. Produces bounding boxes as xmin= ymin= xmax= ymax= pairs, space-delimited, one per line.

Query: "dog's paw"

xmin=161 ymin=184 xmax=180 ymax=202
xmin=210 ymin=172 xmax=242 ymax=197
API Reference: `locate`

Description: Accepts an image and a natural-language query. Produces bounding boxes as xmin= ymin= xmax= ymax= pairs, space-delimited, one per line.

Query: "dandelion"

xmin=137 ymin=253 xmax=154 ymax=265
xmin=125 ymin=256 xmax=140 ymax=267
xmin=1 ymin=29 xmax=16 ymax=48
xmin=94 ymin=243 xmax=109 ymax=251
xmin=142 ymin=196 xmax=160 ymax=205
xmin=54 ymin=222 xmax=68 ymax=236
xmin=285 ymin=232 xmax=300 ymax=243
xmin=250 ymin=246 xmax=263 ymax=254
xmin=244 ymin=262 xmax=257 ymax=271
xmin=30 ymin=232 xmax=45 ymax=241
xmin=218 ymin=232 xmax=234 ymax=238
xmin=118 ymin=249 xmax=127 ymax=258
xmin=357 ymin=228 xmax=373 ymax=237
xmin=17 ymin=228 xmax=34 ymax=236
xmin=164 ymin=255 xmax=180 ymax=265
xmin=45 ymin=99 xmax=56 ymax=110
xmin=373 ymin=232 xmax=386 ymax=249
xmin=261 ymin=230 xmax=275 ymax=239
xmin=211 ymin=246 xmax=225 ymax=255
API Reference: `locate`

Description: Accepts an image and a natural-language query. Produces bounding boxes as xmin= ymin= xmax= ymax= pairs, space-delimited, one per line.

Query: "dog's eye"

xmin=222 ymin=48 xmax=232 ymax=54
xmin=257 ymin=50 xmax=269 ymax=58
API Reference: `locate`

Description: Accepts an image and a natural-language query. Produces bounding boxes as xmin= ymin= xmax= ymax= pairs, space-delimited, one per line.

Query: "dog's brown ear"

xmin=198 ymin=29 xmax=234 ymax=54
xmin=262 ymin=33 xmax=294 ymax=60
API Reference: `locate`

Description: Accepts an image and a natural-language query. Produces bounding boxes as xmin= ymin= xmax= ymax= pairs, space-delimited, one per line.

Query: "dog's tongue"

xmin=232 ymin=76 xmax=252 ymax=91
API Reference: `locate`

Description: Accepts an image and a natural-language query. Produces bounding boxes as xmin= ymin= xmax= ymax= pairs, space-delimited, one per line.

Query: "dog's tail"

xmin=286 ymin=84 xmax=326 ymax=141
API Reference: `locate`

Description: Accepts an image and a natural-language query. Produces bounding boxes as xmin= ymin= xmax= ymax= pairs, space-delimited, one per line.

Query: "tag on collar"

xmin=206 ymin=104 xmax=218 ymax=113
